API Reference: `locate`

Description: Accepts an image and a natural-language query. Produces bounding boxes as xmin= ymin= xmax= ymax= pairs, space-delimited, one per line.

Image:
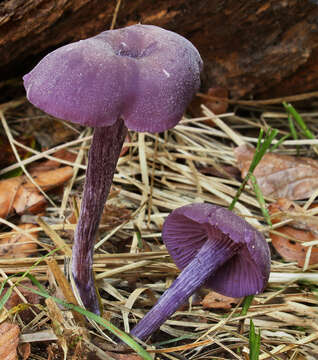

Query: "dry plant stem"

xmin=72 ymin=118 xmax=127 ymax=314
xmin=130 ymin=237 xmax=240 ymax=341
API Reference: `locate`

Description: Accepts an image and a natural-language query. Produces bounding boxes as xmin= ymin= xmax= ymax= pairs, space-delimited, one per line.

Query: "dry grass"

xmin=1 ymin=95 xmax=318 ymax=360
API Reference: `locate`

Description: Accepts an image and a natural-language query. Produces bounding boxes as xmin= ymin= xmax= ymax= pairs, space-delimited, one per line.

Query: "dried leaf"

xmin=13 ymin=183 xmax=46 ymax=215
xmin=0 ymin=322 xmax=19 ymax=360
xmin=100 ymin=204 xmax=131 ymax=230
xmin=269 ymin=199 xmax=318 ymax=266
xmin=0 ymin=135 xmax=33 ymax=169
xmin=270 ymin=226 xmax=318 ymax=267
xmin=2 ymin=282 xmax=40 ymax=322
xmin=119 ymin=133 xmax=131 ymax=157
xmin=0 ymin=224 xmax=38 ymax=258
xmin=201 ymin=291 xmax=239 ymax=309
xmin=0 ymin=177 xmax=23 ymax=218
xmin=204 ymin=87 xmax=229 ymax=119
xmin=29 ymin=149 xmax=77 ymax=173
xmin=268 ymin=198 xmax=318 ymax=233
xmin=235 ymin=144 xmax=318 ymax=200
xmin=18 ymin=343 xmax=31 ymax=360
xmin=0 ymin=166 xmax=73 ymax=218
xmin=198 ymin=164 xmax=240 ymax=179
xmin=268 ymin=198 xmax=302 ymax=224
xmin=26 ymin=166 xmax=73 ymax=190
xmin=22 ymin=114 xmax=78 ymax=148
xmin=188 ymin=87 xmax=228 ymax=119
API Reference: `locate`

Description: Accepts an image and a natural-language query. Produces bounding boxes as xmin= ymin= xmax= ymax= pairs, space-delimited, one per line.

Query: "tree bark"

xmin=1 ymin=0 xmax=318 ymax=98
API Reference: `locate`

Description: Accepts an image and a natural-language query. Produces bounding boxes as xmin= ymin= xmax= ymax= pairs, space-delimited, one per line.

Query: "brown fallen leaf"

xmin=201 ymin=291 xmax=239 ymax=309
xmin=203 ymin=87 xmax=229 ymax=121
xmin=268 ymin=198 xmax=318 ymax=233
xmin=0 ymin=177 xmax=24 ymax=218
xmin=0 ymin=135 xmax=33 ymax=169
xmin=0 ymin=322 xmax=19 ymax=360
xmin=26 ymin=166 xmax=73 ymax=190
xmin=189 ymin=87 xmax=229 ymax=120
xmin=270 ymin=226 xmax=318 ymax=267
xmin=21 ymin=112 xmax=78 ymax=148
xmin=0 ymin=224 xmax=38 ymax=258
xmin=119 ymin=133 xmax=131 ymax=157
xmin=198 ymin=164 xmax=241 ymax=180
xmin=18 ymin=343 xmax=31 ymax=360
xmin=1 ymin=282 xmax=40 ymax=323
xmin=235 ymin=144 xmax=318 ymax=200
xmin=0 ymin=166 xmax=73 ymax=218
xmin=269 ymin=199 xmax=318 ymax=267
xmin=100 ymin=204 xmax=132 ymax=230
xmin=28 ymin=148 xmax=77 ymax=174
xmin=269 ymin=198 xmax=303 ymax=224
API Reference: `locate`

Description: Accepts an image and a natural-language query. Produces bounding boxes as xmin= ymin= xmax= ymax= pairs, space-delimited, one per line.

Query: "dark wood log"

xmin=1 ymin=0 xmax=318 ymax=99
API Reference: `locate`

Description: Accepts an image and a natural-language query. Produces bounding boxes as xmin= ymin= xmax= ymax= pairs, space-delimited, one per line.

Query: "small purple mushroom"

xmin=130 ymin=203 xmax=270 ymax=341
xmin=23 ymin=25 xmax=202 ymax=314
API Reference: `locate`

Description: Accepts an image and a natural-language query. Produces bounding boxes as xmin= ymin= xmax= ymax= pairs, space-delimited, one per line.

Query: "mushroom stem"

xmin=72 ymin=118 xmax=127 ymax=314
xmin=130 ymin=235 xmax=241 ymax=340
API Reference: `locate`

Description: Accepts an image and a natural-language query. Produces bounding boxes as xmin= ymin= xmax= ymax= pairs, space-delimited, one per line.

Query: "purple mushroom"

xmin=130 ymin=203 xmax=270 ymax=341
xmin=23 ymin=25 xmax=202 ymax=314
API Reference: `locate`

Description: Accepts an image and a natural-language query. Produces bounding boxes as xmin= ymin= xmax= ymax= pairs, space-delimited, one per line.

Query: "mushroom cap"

xmin=162 ymin=203 xmax=271 ymax=297
xmin=23 ymin=24 xmax=203 ymax=133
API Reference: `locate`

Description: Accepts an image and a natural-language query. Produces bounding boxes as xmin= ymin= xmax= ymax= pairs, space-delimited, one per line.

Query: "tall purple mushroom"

xmin=23 ymin=25 xmax=203 ymax=314
xmin=130 ymin=203 xmax=270 ymax=341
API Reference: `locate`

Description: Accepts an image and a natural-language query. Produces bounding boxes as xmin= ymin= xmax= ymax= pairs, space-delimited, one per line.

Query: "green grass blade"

xmin=250 ymin=175 xmax=272 ymax=226
xmin=283 ymin=102 xmax=315 ymax=139
xmin=240 ymin=295 xmax=254 ymax=316
xmin=288 ymin=113 xmax=300 ymax=155
xmin=0 ymin=276 xmax=7 ymax=297
xmin=229 ymin=128 xmax=278 ymax=211
xmin=250 ymin=128 xmax=278 ymax=173
xmin=288 ymin=114 xmax=298 ymax=141
xmin=270 ymin=133 xmax=290 ymax=152
xmin=133 ymin=223 xmax=143 ymax=250
xmin=0 ymin=286 xmax=12 ymax=310
xmin=228 ymin=175 xmax=250 ymax=211
xmin=249 ymin=319 xmax=261 ymax=360
xmin=255 ymin=128 xmax=264 ymax=153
